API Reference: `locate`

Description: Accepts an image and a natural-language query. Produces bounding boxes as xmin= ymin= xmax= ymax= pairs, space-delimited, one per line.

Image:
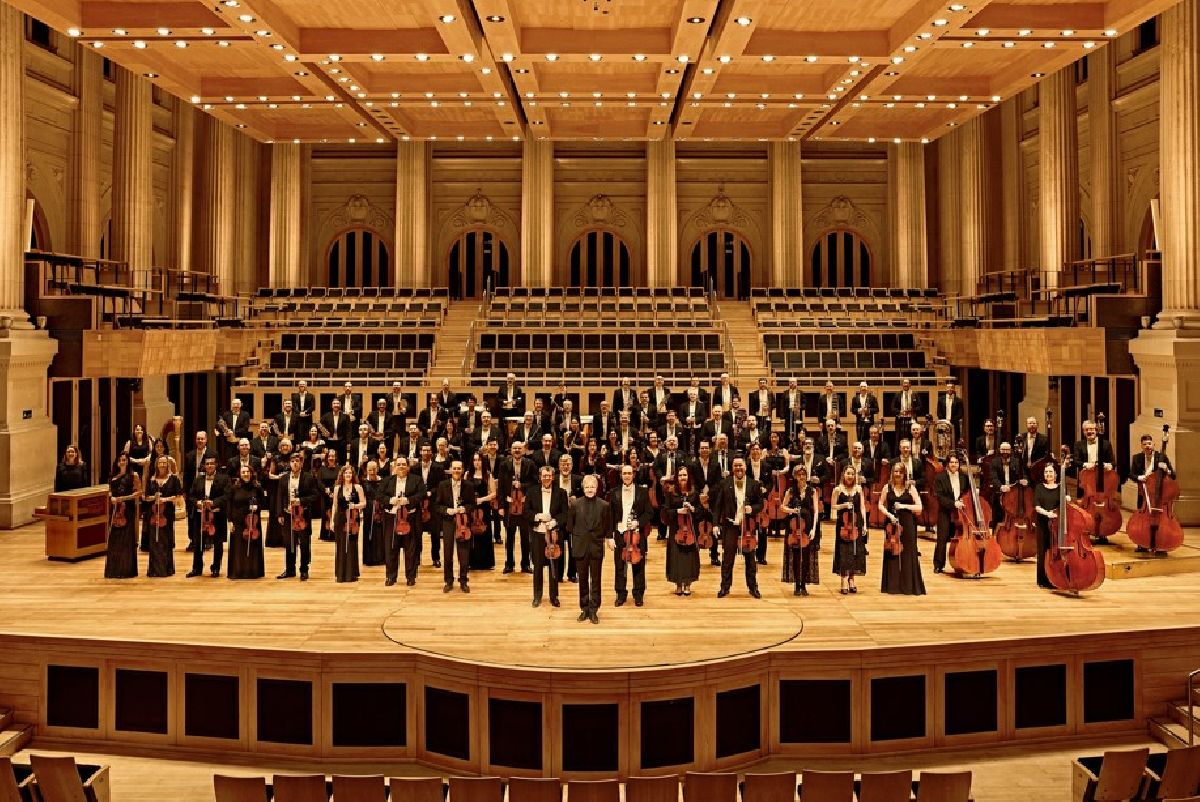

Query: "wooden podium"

xmin=39 ymin=485 xmax=110 ymax=561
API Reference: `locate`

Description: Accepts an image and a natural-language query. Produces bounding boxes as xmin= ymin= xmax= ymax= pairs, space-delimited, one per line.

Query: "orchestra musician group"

xmin=90 ymin=372 xmax=1184 ymax=616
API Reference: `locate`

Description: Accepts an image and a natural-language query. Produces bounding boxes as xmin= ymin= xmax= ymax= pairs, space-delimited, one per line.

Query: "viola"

xmin=545 ymin=526 xmax=562 ymax=560
xmin=675 ymin=506 xmax=697 ymax=547
xmin=696 ymin=518 xmax=714 ymax=550
xmin=621 ymin=515 xmax=644 ymax=565
xmin=470 ymin=505 xmax=487 ymax=535
xmin=996 ymin=474 xmax=1038 ymax=561
xmin=347 ymin=506 xmax=360 ymax=536
xmin=420 ymin=497 xmax=431 ymax=523
xmin=1127 ymin=425 xmax=1184 ymax=553
xmin=393 ymin=502 xmax=411 ymax=536
xmin=290 ymin=497 xmax=306 ymax=532
xmin=949 ymin=450 xmax=1002 ymax=577
xmin=883 ymin=491 xmax=903 ymax=556
xmin=110 ymin=497 xmax=127 ymax=529
xmin=150 ymin=496 xmax=168 ymax=530
xmin=454 ymin=510 xmax=472 ymax=541
xmin=837 ymin=500 xmax=860 ymax=542
xmin=739 ymin=513 xmax=759 ymax=554
xmin=202 ymin=500 xmax=216 ymax=538
xmin=510 ymin=483 xmax=526 ymax=516
xmin=786 ymin=491 xmax=811 ymax=549
xmin=242 ymin=510 xmax=259 ymax=542
xmin=1044 ymin=446 xmax=1106 ymax=593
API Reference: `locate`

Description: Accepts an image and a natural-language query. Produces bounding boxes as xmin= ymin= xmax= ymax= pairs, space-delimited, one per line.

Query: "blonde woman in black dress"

xmin=878 ymin=462 xmax=926 ymax=595
xmin=331 ymin=464 xmax=366 ymax=583
xmin=143 ymin=456 xmax=181 ymax=577
xmin=830 ymin=465 xmax=868 ymax=595
xmin=316 ymin=450 xmax=340 ymax=541
xmin=780 ymin=464 xmax=820 ymax=596
xmin=105 ymin=454 xmax=142 ymax=579
xmin=227 ymin=464 xmax=265 ymax=580
xmin=665 ymin=466 xmax=702 ymax=596
xmin=361 ymin=460 xmax=386 ymax=567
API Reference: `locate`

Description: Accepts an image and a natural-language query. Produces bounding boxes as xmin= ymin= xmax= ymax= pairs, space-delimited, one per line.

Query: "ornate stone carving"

xmin=690 ymin=187 xmax=749 ymax=229
xmin=572 ymin=194 xmax=630 ymax=229
xmin=447 ymin=189 xmax=515 ymax=231
xmin=328 ymin=193 xmax=392 ymax=231
xmin=813 ymin=195 xmax=869 ymax=229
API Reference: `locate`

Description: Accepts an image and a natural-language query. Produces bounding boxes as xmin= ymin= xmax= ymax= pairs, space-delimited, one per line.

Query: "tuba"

xmin=934 ymin=419 xmax=954 ymax=461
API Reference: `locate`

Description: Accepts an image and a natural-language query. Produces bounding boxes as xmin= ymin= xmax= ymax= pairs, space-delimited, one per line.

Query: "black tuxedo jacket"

xmin=220 ymin=411 xmax=251 ymax=440
xmin=747 ymin=389 xmax=775 ymax=418
xmin=712 ymin=476 xmax=764 ymax=530
xmin=319 ymin=413 xmax=352 ymax=447
xmin=432 ymin=479 xmax=477 ymax=537
xmin=273 ymin=471 xmax=319 ymax=521
xmin=496 ymin=456 xmax=537 ymax=510
xmin=710 ymin=384 xmax=739 ymax=411
xmin=608 ymin=484 xmax=653 ymax=543
xmin=189 ymin=472 xmax=231 ymax=527
xmin=990 ymin=454 xmax=1026 ymax=489
xmin=183 ymin=447 xmax=217 ymax=492
xmin=934 ymin=394 xmax=964 ymax=426
xmin=1131 ymin=450 xmax=1175 ymax=480
xmin=523 ymin=483 xmax=570 ymax=534
xmin=273 ymin=412 xmax=301 ymax=440
xmin=290 ymin=391 xmax=316 ymax=419
xmin=850 ymin=393 xmax=879 ymax=423
xmin=1018 ymin=432 xmax=1050 ymax=466
xmin=495 ymin=384 xmax=526 ymax=415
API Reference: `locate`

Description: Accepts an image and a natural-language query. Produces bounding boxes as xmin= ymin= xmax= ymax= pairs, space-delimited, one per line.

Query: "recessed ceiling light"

xmin=805 ymin=55 xmax=818 ymax=62
xmin=416 ymin=53 xmax=428 ymax=61
xmin=461 ymin=53 xmax=474 ymax=62
xmin=515 ymin=68 xmax=528 ymax=73
xmin=238 ymin=14 xmax=253 ymax=22
xmin=903 ymin=46 xmax=916 ymax=53
xmin=201 ymin=27 xmax=214 ymax=35
xmin=295 ymin=70 xmax=308 ymax=77
xmin=1104 ymin=29 xmax=1118 ymax=37
xmin=687 ymin=17 xmax=705 ymax=23
xmin=545 ymin=53 xmax=558 ymax=61
xmin=665 ymin=68 xmax=679 ymax=74
xmin=132 ymin=40 xmax=146 ymax=48
xmin=218 ymin=40 xmax=230 ymax=47
xmin=932 ymin=18 xmax=948 ymax=26
xmin=1002 ymin=41 xmax=1015 ymax=48
xmin=329 ymin=54 xmax=341 ymax=61
xmin=1084 ymin=41 xmax=1096 ymax=48
xmin=761 ymin=54 xmax=774 ymax=62
xmin=976 ymin=28 xmax=989 ymax=36
xmin=918 ymin=32 xmax=933 ymax=39
xmin=961 ymin=41 xmax=974 ymax=48
xmin=156 ymin=27 xmax=170 ymax=35
xmin=222 ymin=0 xmax=239 ymax=5
xmin=440 ymin=14 xmax=456 ymax=23
xmin=486 ymin=15 xmax=505 ymax=22
xmin=1018 ymin=29 xmax=1031 ymax=36
xmin=501 ymin=53 xmax=513 ymax=61
xmin=371 ymin=53 xmax=384 ymax=61
xmin=175 ymin=40 xmax=188 ymax=48
xmin=848 ymin=55 xmax=860 ymax=62
xmin=190 ymin=94 xmax=201 ymax=102
xmin=589 ymin=53 xmax=602 ymax=61
xmin=1061 ymin=29 xmax=1075 ymax=36
xmin=1031 ymin=72 xmax=1045 ymax=78
xmin=270 ymin=42 xmax=284 ymax=49
xmin=633 ymin=53 xmax=647 ymax=62
xmin=112 ymin=28 xmax=126 ymax=35
xmin=702 ymin=67 xmax=714 ymax=74
xmin=735 ymin=16 xmax=752 ymax=25
xmin=677 ymin=54 xmax=689 ymax=62
xmin=949 ymin=3 xmax=966 ymax=10
xmin=1042 ymin=41 xmax=1055 ymax=48
xmin=719 ymin=55 xmax=732 ymax=63
xmin=144 ymin=71 xmax=158 ymax=78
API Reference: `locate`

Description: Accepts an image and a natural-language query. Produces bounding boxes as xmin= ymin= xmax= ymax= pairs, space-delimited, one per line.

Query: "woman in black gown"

xmin=361 ymin=460 xmax=386 ymax=567
xmin=316 ymin=450 xmax=340 ymax=542
xmin=264 ymin=439 xmax=293 ymax=548
xmin=142 ymin=456 xmax=180 ymax=577
xmin=830 ymin=465 xmax=868 ymax=594
xmin=105 ymin=454 xmax=142 ymax=579
xmin=54 ymin=445 xmax=88 ymax=492
xmin=141 ymin=438 xmax=177 ymax=550
xmin=1032 ymin=463 xmax=1061 ymax=590
xmin=331 ymin=465 xmax=365 ymax=582
xmin=781 ymin=464 xmax=820 ymax=596
xmin=227 ymin=464 xmax=265 ymax=579
xmin=879 ymin=462 xmax=926 ymax=595
xmin=467 ymin=452 xmax=497 ymax=569
xmin=665 ymin=466 xmax=701 ymax=596
xmin=124 ymin=424 xmax=154 ymax=475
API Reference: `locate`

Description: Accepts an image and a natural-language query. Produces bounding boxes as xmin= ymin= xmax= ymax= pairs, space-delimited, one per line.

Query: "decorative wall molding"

xmin=325 ymin=193 xmax=394 ymax=233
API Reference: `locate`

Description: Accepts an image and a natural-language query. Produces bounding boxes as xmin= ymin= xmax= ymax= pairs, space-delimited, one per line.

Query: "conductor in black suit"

xmin=527 ymin=466 xmax=570 ymax=607
xmin=566 ymin=474 xmax=612 ymax=624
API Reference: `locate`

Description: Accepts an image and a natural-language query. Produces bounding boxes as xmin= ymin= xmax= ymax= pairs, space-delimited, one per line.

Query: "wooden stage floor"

xmin=2 ymin=520 xmax=1200 ymax=670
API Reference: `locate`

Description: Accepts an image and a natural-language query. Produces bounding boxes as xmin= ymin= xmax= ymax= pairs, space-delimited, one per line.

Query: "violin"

xmin=620 ymin=511 xmax=644 ymax=565
xmin=696 ymin=517 xmax=714 ymax=550
xmin=949 ymin=448 xmax=1002 ymax=577
xmin=201 ymin=500 xmax=216 ymax=539
xmin=420 ymin=497 xmax=431 ymax=524
xmin=1044 ymin=446 xmax=1106 ymax=593
xmin=675 ymin=505 xmax=697 ymax=547
xmin=470 ymin=505 xmax=488 ymax=535
xmin=453 ymin=510 xmax=472 ymax=541
xmin=290 ymin=496 xmax=306 ymax=532
xmin=837 ymin=502 xmax=860 ymax=542
xmin=242 ymin=509 xmax=259 ymax=542
xmin=1076 ymin=412 xmax=1122 ymax=541
xmin=883 ymin=489 xmax=903 ymax=557
xmin=996 ymin=466 xmax=1038 ymax=562
xmin=110 ymin=496 xmax=127 ymax=529
xmin=785 ymin=489 xmax=811 ymax=549
xmin=1126 ymin=425 xmax=1184 ymax=553
xmin=545 ymin=525 xmax=562 ymax=560
xmin=739 ymin=513 xmax=758 ymax=554
xmin=347 ymin=506 xmax=360 ymax=536
xmin=150 ymin=495 xmax=168 ymax=530
xmin=393 ymin=501 xmax=411 ymax=536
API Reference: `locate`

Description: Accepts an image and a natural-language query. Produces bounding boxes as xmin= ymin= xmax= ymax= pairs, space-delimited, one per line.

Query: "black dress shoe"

xmin=756 ymin=559 xmax=767 ymax=566
xmin=210 ymin=569 xmax=220 ymax=578
xmin=634 ymin=598 xmax=644 ymax=607
xmin=532 ymin=598 xmax=541 ymax=608
xmin=550 ymin=598 xmax=560 ymax=607
xmin=577 ymin=611 xmax=589 ymax=622
xmin=520 ymin=566 xmax=533 ymax=574
xmin=589 ymin=612 xmax=599 ymax=624
xmin=711 ymin=558 xmax=721 ymax=566
xmin=502 ymin=566 xmax=515 ymax=574
xmin=432 ymin=560 xmax=441 ymax=568
xmin=406 ymin=579 xmax=416 ymax=586
xmin=460 ymin=583 xmax=470 ymax=593
xmin=1135 ymin=546 xmax=1149 ymax=553
xmin=615 ymin=596 xmax=627 ymax=607
xmin=717 ymin=589 xmax=729 ymax=598
xmin=849 ymin=586 xmax=857 ymax=594
xmin=276 ymin=571 xmax=294 ymax=579
xmin=568 ymin=576 xmax=578 ymax=583
xmin=300 ymin=572 xmax=308 ymax=581
xmin=749 ymin=588 xmax=762 ymax=599
xmin=443 ymin=583 xmax=453 ymax=593
xmin=185 ymin=570 xmax=201 ymax=578
xmin=493 ymin=537 xmax=502 ymax=544
xmin=385 ymin=578 xmax=396 ymax=587
xmin=794 ymin=586 xmax=807 ymax=596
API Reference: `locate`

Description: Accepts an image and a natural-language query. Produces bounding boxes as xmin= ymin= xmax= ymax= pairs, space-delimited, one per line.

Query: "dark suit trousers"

xmin=935 ymin=508 xmax=955 ymax=571
xmin=575 ymin=551 xmax=604 ymax=612
xmin=385 ymin=529 xmax=420 ymax=583
xmin=420 ymin=518 xmax=440 ymax=562
xmin=284 ymin=523 xmax=312 ymax=575
xmin=613 ymin=542 xmax=646 ymax=601
xmin=505 ymin=515 xmax=531 ymax=569
xmin=532 ymin=531 xmax=563 ymax=602
xmin=192 ymin=514 xmax=226 ymax=574
xmin=442 ymin=529 xmax=470 ymax=584
xmin=719 ymin=526 xmax=758 ymax=592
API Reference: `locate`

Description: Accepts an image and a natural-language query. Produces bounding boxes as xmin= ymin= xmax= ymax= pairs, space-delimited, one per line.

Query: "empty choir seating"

xmin=255 ymin=331 xmax=436 ymax=386
xmin=471 ymin=331 xmax=726 ymax=383
xmin=761 ymin=331 xmax=939 ymax=385
xmin=247 ymin=287 xmax=448 ymax=327
xmin=488 ymin=286 xmax=711 ymax=327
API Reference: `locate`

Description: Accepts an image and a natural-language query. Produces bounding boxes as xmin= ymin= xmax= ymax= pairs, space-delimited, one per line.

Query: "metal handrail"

xmin=1188 ymin=668 xmax=1200 ymax=745
xmin=717 ymin=318 xmax=740 ymax=377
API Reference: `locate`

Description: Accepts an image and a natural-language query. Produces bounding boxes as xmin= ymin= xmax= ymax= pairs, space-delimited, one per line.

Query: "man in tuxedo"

xmin=473 ymin=410 xmax=506 ymax=455
xmin=686 ymin=377 xmax=712 ymax=410
xmin=935 ymin=383 xmax=964 ymax=443
xmin=657 ymin=409 xmax=689 ymax=456
xmin=496 ymin=372 xmax=525 ymax=417
xmin=415 ymin=445 xmax=445 ymax=567
xmin=891 ymin=379 xmax=922 ymax=447
xmin=348 ymin=424 xmax=375 ymax=473
xmin=711 ymin=372 xmax=739 ymax=412
xmin=398 ymin=423 xmax=427 ymax=463
xmin=418 ymin=394 xmax=448 ymax=441
xmin=184 ymin=431 xmax=216 ymax=551
xmin=700 ymin=404 xmax=732 ymax=447
xmin=612 ymin=377 xmax=637 ymax=415
xmin=386 ymin=381 xmax=409 ymax=418
xmin=840 ymin=441 xmax=874 ymax=489
xmin=566 ymin=474 xmax=612 ymax=624
xmin=1071 ymin=421 xmax=1118 ymax=541
xmin=609 ymin=464 xmax=653 ymax=607
xmin=975 ymin=419 xmax=999 ymax=460
xmin=366 ymin=398 xmax=393 ymax=450
xmin=274 ymin=399 xmax=300 ymax=442
xmin=933 ymin=453 xmax=968 ymax=573
xmin=679 ymin=388 xmax=707 ymax=446
xmin=1020 ymin=416 xmax=1050 ymax=470
xmin=320 ymin=399 xmax=352 ymax=461
xmin=275 ymin=452 xmax=319 ymax=581
xmin=291 ymin=381 xmax=316 ymax=434
xmin=816 ymin=382 xmax=839 ymax=424
xmin=187 ymin=455 xmax=230 ymax=578
xmin=895 ymin=439 xmax=924 ymax=486
xmin=527 ymin=466 xmax=569 ymax=607
xmin=715 ymin=457 xmax=764 ymax=598
xmin=433 ymin=460 xmax=476 ymax=593
xmin=380 ymin=458 xmax=426 ymax=586
xmin=224 ymin=438 xmax=256 ymax=480
xmin=511 ymin=411 xmax=539 ymax=450
xmin=990 ymin=441 xmax=1026 ymax=526
xmin=531 ymin=396 xmax=553 ymax=436
xmin=817 ymin=418 xmax=848 ymax=474
xmin=593 ymin=399 xmax=616 ymax=444
xmin=748 ymin=378 xmax=774 ymax=435
xmin=497 ymin=441 xmax=537 ymax=573
xmin=249 ymin=422 xmax=278 ymax=464
xmin=862 ymin=425 xmax=892 ymax=476
xmin=530 ymin=433 xmax=562 ymax=472
xmin=1130 ymin=433 xmax=1176 ymax=553
xmin=216 ymin=398 xmax=251 ymax=461
xmin=776 ymin=378 xmax=805 ymax=447
xmin=435 ymin=379 xmax=456 ymax=410
xmin=614 ymin=412 xmax=639 ymax=460
xmin=457 ymin=396 xmax=481 ymax=455
xmin=336 ymin=381 xmax=361 ymax=423
xmin=850 ymin=382 xmax=878 ymax=446
xmin=648 ymin=376 xmax=672 ymax=419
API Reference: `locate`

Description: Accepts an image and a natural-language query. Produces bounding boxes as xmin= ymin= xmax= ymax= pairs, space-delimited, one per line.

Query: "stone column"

xmin=269 ymin=143 xmax=302 ymax=288
xmin=520 ymin=139 xmax=554 ymax=287
xmin=167 ymin=99 xmax=194 ymax=271
xmin=1038 ymin=67 xmax=1079 ymax=285
xmin=196 ymin=115 xmax=235 ymax=293
xmin=1089 ymin=45 xmax=1119 ymax=258
xmin=768 ymin=141 xmax=804 ymax=287
xmin=0 ymin=4 xmax=60 ymax=526
xmin=232 ymin=133 xmax=259 ymax=294
xmin=394 ymin=140 xmax=430 ymax=288
xmin=959 ymin=115 xmax=990 ymax=296
xmin=999 ymin=98 xmax=1024 ymax=271
xmin=937 ymin=130 xmax=962 ymax=295
xmin=1127 ymin=0 xmax=1200 ymax=522
xmin=69 ymin=45 xmax=102 ymax=258
xmin=888 ymin=142 xmax=928 ymax=289
xmin=646 ymin=139 xmax=678 ymax=288
xmin=111 ymin=66 xmax=154 ymax=286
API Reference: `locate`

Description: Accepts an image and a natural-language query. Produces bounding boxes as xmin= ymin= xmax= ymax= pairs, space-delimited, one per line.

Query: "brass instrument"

xmin=269 ymin=420 xmax=282 ymax=438
xmin=934 ymin=419 xmax=954 ymax=461
xmin=215 ymin=416 xmax=238 ymax=444
xmin=316 ymin=420 xmax=333 ymax=440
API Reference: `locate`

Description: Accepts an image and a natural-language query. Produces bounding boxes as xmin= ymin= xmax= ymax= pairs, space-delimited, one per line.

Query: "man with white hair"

xmin=851 ymin=381 xmax=878 ymax=445
xmin=496 ymin=372 xmax=525 ymax=416
xmin=565 ymin=474 xmax=612 ymax=624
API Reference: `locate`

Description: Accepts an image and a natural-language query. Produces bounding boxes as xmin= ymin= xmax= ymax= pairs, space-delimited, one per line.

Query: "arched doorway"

xmin=810 ymin=229 xmax=872 ymax=288
xmin=690 ymin=229 xmax=751 ymax=299
xmin=326 ymin=228 xmax=391 ymax=288
xmin=569 ymin=230 xmax=631 ymax=289
xmin=448 ymin=229 xmax=510 ymax=299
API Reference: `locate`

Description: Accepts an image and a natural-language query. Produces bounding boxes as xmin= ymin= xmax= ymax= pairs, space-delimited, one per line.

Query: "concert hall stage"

xmin=1 ymin=522 xmax=1198 ymax=778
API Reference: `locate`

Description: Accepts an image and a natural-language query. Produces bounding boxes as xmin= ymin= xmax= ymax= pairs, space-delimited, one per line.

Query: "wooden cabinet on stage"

xmin=39 ymin=485 xmax=110 ymax=560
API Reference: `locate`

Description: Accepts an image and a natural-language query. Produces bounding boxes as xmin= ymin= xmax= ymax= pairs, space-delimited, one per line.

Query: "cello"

xmin=995 ymin=466 xmax=1038 ymax=561
xmin=1077 ymin=412 xmax=1122 ymax=542
xmin=1126 ymin=425 xmax=1184 ymax=554
xmin=1044 ymin=446 xmax=1106 ymax=593
xmin=949 ymin=448 xmax=1003 ymax=577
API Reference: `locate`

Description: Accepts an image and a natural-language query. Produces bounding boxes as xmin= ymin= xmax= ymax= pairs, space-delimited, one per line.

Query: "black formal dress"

xmin=105 ymin=474 xmax=139 ymax=579
xmin=665 ymin=489 xmax=702 ymax=586
xmin=468 ymin=472 xmax=496 ymax=569
xmin=1033 ymin=482 xmax=1059 ymax=589
xmin=781 ymin=484 xmax=820 ymax=591
xmin=831 ymin=485 xmax=868 ymax=577
xmin=332 ymin=485 xmax=364 ymax=583
xmin=879 ymin=485 xmax=925 ymax=595
xmin=361 ymin=477 xmax=386 ymax=567
xmin=227 ymin=482 xmax=265 ymax=580
xmin=55 ymin=462 xmax=89 ymax=492
xmin=316 ymin=464 xmax=339 ymax=541
xmin=142 ymin=475 xmax=181 ymax=578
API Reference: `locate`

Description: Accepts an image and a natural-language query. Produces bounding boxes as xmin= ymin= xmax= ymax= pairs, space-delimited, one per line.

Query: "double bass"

xmin=1076 ymin=412 xmax=1122 ymax=542
xmin=1044 ymin=447 xmax=1105 ymax=593
xmin=1126 ymin=425 xmax=1184 ymax=554
xmin=948 ymin=449 xmax=1003 ymax=577
xmin=996 ymin=467 xmax=1038 ymax=561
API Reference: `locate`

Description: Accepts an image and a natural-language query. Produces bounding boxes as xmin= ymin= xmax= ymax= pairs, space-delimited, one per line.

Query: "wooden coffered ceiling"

xmin=17 ymin=0 xmax=1178 ymax=143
